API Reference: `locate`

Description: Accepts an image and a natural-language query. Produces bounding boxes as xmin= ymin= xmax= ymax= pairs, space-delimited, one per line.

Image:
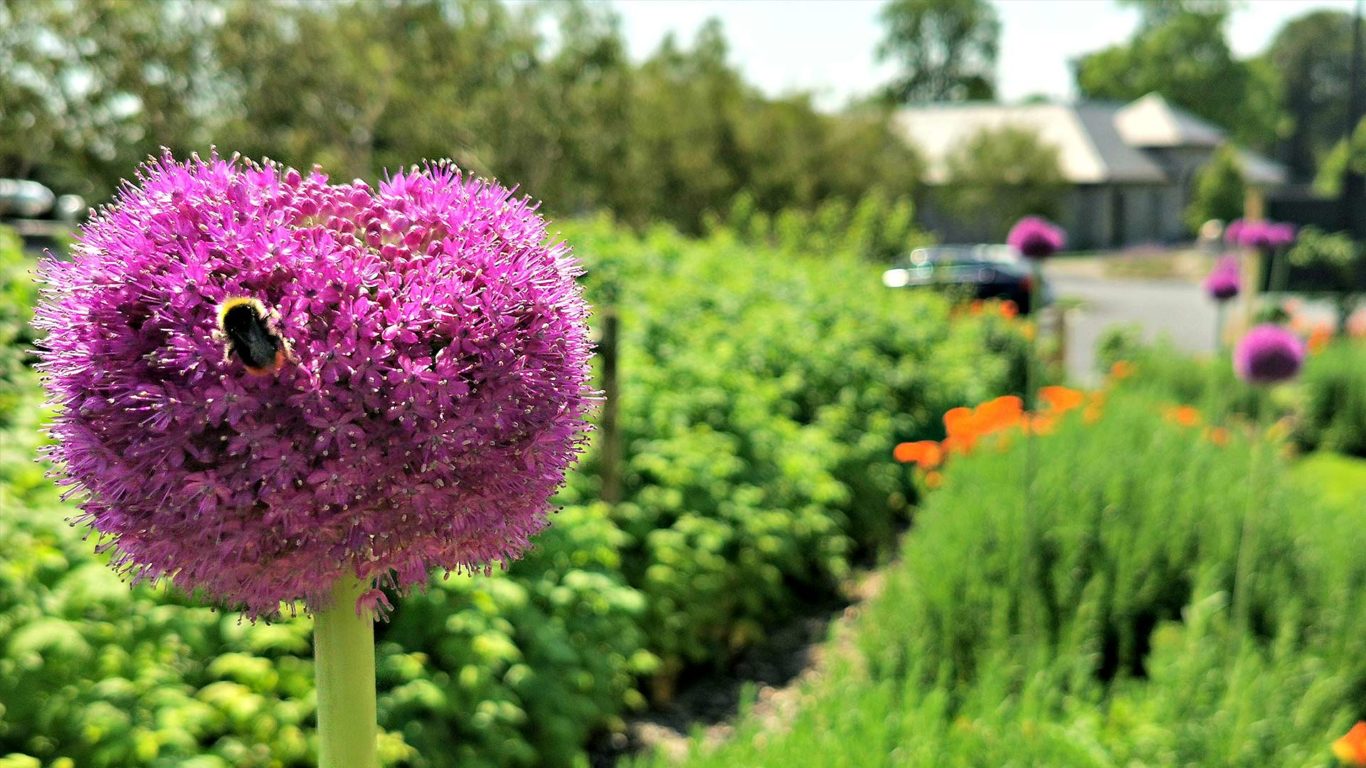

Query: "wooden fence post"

xmin=598 ymin=307 xmax=623 ymax=505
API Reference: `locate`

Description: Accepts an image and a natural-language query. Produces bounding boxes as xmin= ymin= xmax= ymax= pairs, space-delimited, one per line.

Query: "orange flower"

xmin=1026 ymin=413 xmax=1056 ymax=435
xmin=1039 ymin=386 xmax=1085 ymax=415
xmin=924 ymin=470 xmax=944 ymax=489
xmin=976 ymin=396 xmax=1024 ymax=434
xmin=1333 ymin=721 xmax=1366 ymax=766
xmin=999 ymin=300 xmax=1019 ymax=319
xmin=1205 ymin=427 xmax=1230 ymax=446
xmin=944 ymin=406 xmax=975 ymax=436
xmin=968 ymin=300 xmax=985 ymax=316
xmin=1109 ymin=360 xmax=1134 ymax=381
xmin=1308 ymin=324 xmax=1333 ymax=354
xmin=893 ymin=440 xmax=943 ymax=469
xmin=1163 ymin=405 xmax=1202 ymax=428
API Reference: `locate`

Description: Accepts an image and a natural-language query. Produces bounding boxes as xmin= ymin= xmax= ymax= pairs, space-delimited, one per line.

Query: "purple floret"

xmin=1233 ymin=324 xmax=1305 ymax=385
xmin=1204 ymin=256 xmax=1241 ymax=302
xmin=34 ymin=152 xmax=594 ymax=618
xmin=1007 ymin=216 xmax=1066 ymax=259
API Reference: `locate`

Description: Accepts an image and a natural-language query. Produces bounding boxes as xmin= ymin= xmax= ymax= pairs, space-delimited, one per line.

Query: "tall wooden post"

xmin=598 ymin=307 xmax=623 ymax=505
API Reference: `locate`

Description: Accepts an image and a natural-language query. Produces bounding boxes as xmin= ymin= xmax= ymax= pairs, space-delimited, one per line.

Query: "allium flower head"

xmin=1234 ymin=219 xmax=1297 ymax=250
xmin=1006 ymin=216 xmax=1066 ymax=259
xmin=1233 ymin=324 xmax=1305 ymax=385
xmin=35 ymin=152 xmax=593 ymax=618
xmin=1223 ymin=218 xmax=1245 ymax=246
xmin=1204 ymin=256 xmax=1241 ymax=302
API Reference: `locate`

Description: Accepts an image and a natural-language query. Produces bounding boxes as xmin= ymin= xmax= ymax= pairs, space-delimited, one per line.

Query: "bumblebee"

xmin=216 ymin=297 xmax=287 ymax=375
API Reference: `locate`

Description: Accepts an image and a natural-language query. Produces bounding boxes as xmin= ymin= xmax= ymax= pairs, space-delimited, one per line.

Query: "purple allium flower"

xmin=1204 ymin=256 xmax=1241 ymax=302
xmin=1233 ymin=324 xmax=1305 ymax=385
xmin=1234 ymin=220 xmax=1297 ymax=250
xmin=34 ymin=152 xmax=593 ymax=618
xmin=1006 ymin=216 xmax=1066 ymax=259
xmin=1224 ymin=218 xmax=1245 ymax=246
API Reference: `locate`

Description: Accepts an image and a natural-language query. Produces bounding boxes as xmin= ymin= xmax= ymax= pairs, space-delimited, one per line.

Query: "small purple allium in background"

xmin=1204 ymin=256 xmax=1241 ymax=302
xmin=1007 ymin=216 xmax=1066 ymax=259
xmin=1227 ymin=219 xmax=1297 ymax=250
xmin=35 ymin=152 xmax=593 ymax=618
xmin=1233 ymin=324 xmax=1305 ymax=385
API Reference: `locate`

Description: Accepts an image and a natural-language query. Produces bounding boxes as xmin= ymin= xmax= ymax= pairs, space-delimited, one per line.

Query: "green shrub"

xmin=638 ymin=388 xmax=1366 ymax=767
xmin=0 ymin=215 xmax=1029 ymax=765
xmin=1298 ymin=341 xmax=1366 ymax=457
xmin=0 ymin=226 xmax=40 ymax=425
xmin=562 ymin=218 xmax=1027 ymax=672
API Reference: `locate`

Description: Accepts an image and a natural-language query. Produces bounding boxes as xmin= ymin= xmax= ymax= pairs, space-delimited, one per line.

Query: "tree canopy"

xmin=1268 ymin=10 xmax=1359 ymax=181
xmin=1074 ymin=2 xmax=1279 ymax=150
xmin=0 ymin=0 xmax=922 ymax=234
xmin=877 ymin=0 xmax=1000 ymax=104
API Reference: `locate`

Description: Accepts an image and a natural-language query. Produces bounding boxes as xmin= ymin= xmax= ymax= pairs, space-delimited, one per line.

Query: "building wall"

xmin=918 ymin=182 xmax=1181 ymax=251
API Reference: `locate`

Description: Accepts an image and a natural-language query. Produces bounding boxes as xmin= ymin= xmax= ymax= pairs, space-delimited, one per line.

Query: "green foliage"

xmin=638 ymin=388 xmax=1366 ymax=767
xmin=938 ymin=125 xmax=1066 ymax=240
xmin=1270 ymin=10 xmax=1359 ymax=181
xmin=876 ymin=0 xmax=1000 ymax=103
xmin=717 ymin=190 xmax=928 ymax=262
xmin=1097 ymin=326 xmax=1366 ymax=458
xmin=1074 ymin=4 xmax=1280 ymax=148
xmin=0 ymin=217 xmax=1027 ymax=765
xmin=560 ymin=217 xmax=1027 ymax=671
xmin=2 ymin=0 xmax=919 ymax=236
xmin=1184 ymin=144 xmax=1245 ymax=233
xmin=1287 ymin=227 xmax=1366 ymax=304
xmin=1314 ymin=116 xmax=1366 ymax=198
xmin=0 ymin=227 xmax=39 ymax=425
xmin=1298 ymin=341 xmax=1366 ymax=458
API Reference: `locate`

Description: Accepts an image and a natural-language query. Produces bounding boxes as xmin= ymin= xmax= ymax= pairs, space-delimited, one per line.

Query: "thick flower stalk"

xmin=35 ymin=152 xmax=593 ymax=619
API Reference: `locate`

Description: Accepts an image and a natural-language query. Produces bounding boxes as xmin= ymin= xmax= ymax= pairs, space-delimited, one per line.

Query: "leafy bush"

xmin=1097 ymin=326 xmax=1366 ymax=457
xmin=562 ymin=217 xmax=1027 ymax=674
xmin=0 ymin=216 xmax=1028 ymax=765
xmin=0 ymin=226 xmax=40 ymax=425
xmin=1298 ymin=341 xmax=1366 ymax=457
xmin=640 ymin=388 xmax=1366 ymax=767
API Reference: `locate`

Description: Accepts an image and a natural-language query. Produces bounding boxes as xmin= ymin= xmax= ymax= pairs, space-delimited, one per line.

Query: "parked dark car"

xmin=881 ymin=244 xmax=1051 ymax=313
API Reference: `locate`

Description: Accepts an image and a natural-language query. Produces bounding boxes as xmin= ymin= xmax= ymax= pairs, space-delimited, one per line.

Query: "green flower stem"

xmin=1022 ymin=261 xmax=1043 ymax=633
xmin=314 ymin=575 xmax=379 ymax=768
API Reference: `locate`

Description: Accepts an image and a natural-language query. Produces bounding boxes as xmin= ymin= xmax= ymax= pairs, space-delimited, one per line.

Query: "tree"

xmin=1269 ymin=10 xmax=1359 ymax=181
xmin=939 ymin=125 xmax=1065 ymax=239
xmin=1315 ymin=117 xmax=1366 ymax=198
xmin=0 ymin=0 xmax=223 ymax=199
xmin=1185 ymin=145 xmax=1245 ymax=232
xmin=1074 ymin=3 xmax=1280 ymax=149
xmin=877 ymin=0 xmax=999 ymax=104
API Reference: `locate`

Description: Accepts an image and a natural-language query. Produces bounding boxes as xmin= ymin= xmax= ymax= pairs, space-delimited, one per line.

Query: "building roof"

xmin=895 ymin=94 xmax=1287 ymax=187
xmin=1114 ymin=93 xmax=1224 ymax=148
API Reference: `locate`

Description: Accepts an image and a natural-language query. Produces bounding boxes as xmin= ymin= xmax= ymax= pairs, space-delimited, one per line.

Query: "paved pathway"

xmin=1045 ymin=272 xmax=1217 ymax=386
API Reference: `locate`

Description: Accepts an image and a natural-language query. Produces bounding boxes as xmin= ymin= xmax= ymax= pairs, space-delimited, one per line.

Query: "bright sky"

xmin=609 ymin=0 xmax=1359 ymax=109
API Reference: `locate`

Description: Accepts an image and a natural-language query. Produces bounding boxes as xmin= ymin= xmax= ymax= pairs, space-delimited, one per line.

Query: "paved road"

xmin=1045 ymin=272 xmax=1218 ymax=386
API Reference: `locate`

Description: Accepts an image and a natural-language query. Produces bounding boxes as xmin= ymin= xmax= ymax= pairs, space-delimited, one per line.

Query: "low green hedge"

xmin=639 ymin=388 xmax=1366 ymax=767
